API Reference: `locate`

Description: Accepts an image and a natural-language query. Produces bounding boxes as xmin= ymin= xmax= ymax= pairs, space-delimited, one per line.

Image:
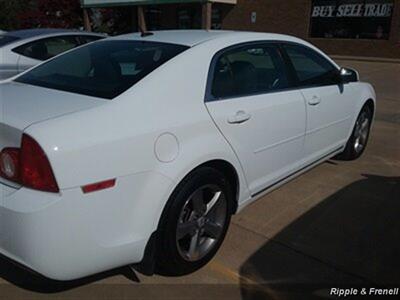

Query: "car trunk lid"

xmin=1 ymin=81 xmax=106 ymax=132
xmin=0 ymin=81 xmax=106 ymax=187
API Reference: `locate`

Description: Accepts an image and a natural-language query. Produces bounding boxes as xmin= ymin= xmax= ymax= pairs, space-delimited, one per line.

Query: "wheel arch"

xmin=346 ymin=83 xmax=376 ymax=142
xmin=364 ymin=98 xmax=375 ymax=118
xmin=354 ymin=98 xmax=375 ymax=133
xmin=137 ymin=159 xmax=240 ymax=275
xmin=195 ymin=159 xmax=240 ymax=214
xmin=158 ymin=159 xmax=240 ymax=230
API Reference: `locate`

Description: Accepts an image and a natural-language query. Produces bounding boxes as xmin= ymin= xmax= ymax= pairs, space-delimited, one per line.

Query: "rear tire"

xmin=156 ymin=167 xmax=233 ymax=276
xmin=336 ymin=104 xmax=372 ymax=161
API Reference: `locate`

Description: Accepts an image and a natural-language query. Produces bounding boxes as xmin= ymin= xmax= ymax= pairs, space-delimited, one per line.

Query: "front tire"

xmin=156 ymin=167 xmax=233 ymax=276
xmin=337 ymin=104 xmax=372 ymax=161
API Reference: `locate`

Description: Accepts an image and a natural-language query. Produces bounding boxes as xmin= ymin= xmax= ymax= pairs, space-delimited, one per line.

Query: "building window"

xmin=177 ymin=6 xmax=201 ymax=29
xmin=178 ymin=8 xmax=192 ymax=29
xmin=212 ymin=8 xmax=222 ymax=29
xmin=310 ymin=0 xmax=394 ymax=39
xmin=146 ymin=6 xmax=162 ymax=30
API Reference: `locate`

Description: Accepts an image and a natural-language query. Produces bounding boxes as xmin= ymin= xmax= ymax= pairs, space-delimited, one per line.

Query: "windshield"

xmin=0 ymin=35 xmax=20 ymax=47
xmin=15 ymin=40 xmax=189 ymax=99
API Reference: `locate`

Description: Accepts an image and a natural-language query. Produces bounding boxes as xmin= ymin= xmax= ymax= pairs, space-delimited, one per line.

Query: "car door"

xmin=14 ymin=35 xmax=81 ymax=72
xmin=282 ymin=43 xmax=355 ymax=162
xmin=205 ymin=43 xmax=307 ymax=195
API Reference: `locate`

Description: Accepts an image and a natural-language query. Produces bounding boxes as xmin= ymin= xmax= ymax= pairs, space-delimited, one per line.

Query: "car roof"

xmin=4 ymin=28 xmax=100 ymax=39
xmin=112 ymin=30 xmax=300 ymax=47
xmin=114 ymin=30 xmax=234 ymax=46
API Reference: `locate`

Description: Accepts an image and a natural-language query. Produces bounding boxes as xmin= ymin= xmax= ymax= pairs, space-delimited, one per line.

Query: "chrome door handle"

xmin=228 ymin=111 xmax=251 ymax=124
xmin=308 ymin=95 xmax=322 ymax=106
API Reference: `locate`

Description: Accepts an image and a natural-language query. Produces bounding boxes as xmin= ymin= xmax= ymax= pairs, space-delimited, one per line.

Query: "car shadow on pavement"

xmin=239 ymin=174 xmax=400 ymax=299
xmin=0 ymin=257 xmax=139 ymax=293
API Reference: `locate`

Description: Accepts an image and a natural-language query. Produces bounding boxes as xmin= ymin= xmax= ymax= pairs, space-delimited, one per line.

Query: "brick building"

xmin=82 ymin=0 xmax=400 ymax=58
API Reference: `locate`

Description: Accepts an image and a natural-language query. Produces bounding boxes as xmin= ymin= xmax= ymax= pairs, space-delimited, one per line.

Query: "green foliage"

xmin=0 ymin=0 xmax=31 ymax=30
xmin=18 ymin=0 xmax=83 ymax=29
xmin=0 ymin=0 xmax=83 ymax=30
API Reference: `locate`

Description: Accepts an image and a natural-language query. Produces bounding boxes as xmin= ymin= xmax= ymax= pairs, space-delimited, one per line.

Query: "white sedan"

xmin=0 ymin=29 xmax=104 ymax=80
xmin=0 ymin=30 xmax=375 ymax=280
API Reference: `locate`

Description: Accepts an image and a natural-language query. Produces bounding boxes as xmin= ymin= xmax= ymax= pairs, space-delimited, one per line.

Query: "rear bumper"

xmin=0 ymin=171 xmax=174 ymax=280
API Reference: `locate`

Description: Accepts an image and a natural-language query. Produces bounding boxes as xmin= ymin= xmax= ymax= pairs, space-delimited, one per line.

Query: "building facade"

xmin=82 ymin=0 xmax=400 ymax=58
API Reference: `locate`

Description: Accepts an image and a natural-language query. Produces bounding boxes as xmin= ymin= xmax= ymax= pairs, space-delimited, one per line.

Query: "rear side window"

xmin=283 ymin=44 xmax=338 ymax=86
xmin=210 ymin=44 xmax=289 ymax=100
xmin=0 ymin=35 xmax=20 ymax=47
xmin=15 ymin=40 xmax=189 ymax=99
xmin=13 ymin=36 xmax=80 ymax=61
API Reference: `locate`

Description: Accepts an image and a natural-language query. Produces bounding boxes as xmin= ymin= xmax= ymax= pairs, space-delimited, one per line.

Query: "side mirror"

xmin=340 ymin=67 xmax=359 ymax=83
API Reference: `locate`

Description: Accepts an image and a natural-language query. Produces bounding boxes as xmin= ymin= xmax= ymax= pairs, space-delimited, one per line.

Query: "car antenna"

xmin=138 ymin=24 xmax=154 ymax=37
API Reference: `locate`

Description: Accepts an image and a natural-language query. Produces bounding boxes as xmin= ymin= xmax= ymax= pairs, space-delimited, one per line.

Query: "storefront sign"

xmin=310 ymin=0 xmax=394 ymax=39
xmin=312 ymin=3 xmax=393 ymax=18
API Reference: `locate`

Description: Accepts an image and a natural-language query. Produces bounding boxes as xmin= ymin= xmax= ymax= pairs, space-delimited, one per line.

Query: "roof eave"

xmin=81 ymin=0 xmax=236 ymax=8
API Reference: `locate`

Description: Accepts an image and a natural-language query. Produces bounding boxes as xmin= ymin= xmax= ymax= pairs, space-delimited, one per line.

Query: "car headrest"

xmin=31 ymin=42 xmax=48 ymax=60
xmin=231 ymin=61 xmax=257 ymax=94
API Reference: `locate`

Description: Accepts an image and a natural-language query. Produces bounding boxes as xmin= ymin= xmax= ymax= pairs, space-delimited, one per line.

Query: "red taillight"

xmin=20 ymin=134 xmax=59 ymax=193
xmin=1 ymin=135 xmax=59 ymax=193
xmin=0 ymin=148 xmax=20 ymax=182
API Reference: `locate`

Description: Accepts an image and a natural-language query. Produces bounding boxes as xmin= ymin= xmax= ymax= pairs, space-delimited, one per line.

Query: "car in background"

xmin=0 ymin=28 xmax=105 ymax=80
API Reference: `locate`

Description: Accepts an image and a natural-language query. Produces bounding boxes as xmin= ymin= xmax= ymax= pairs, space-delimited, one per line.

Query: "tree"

xmin=0 ymin=0 xmax=132 ymax=34
xmin=0 ymin=0 xmax=29 ymax=30
xmin=18 ymin=0 xmax=83 ymax=29
xmin=92 ymin=7 xmax=133 ymax=35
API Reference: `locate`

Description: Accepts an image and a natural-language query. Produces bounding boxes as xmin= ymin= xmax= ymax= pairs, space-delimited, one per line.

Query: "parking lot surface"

xmin=0 ymin=59 xmax=399 ymax=299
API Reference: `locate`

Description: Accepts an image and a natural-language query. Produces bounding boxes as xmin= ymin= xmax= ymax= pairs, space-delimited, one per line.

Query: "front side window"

xmin=283 ymin=44 xmax=338 ymax=86
xmin=211 ymin=44 xmax=289 ymax=100
xmin=15 ymin=40 xmax=189 ymax=99
xmin=13 ymin=36 xmax=80 ymax=61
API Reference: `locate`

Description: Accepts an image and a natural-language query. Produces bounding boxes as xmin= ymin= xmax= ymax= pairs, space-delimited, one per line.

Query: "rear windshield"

xmin=15 ymin=40 xmax=189 ymax=99
xmin=0 ymin=35 xmax=20 ymax=47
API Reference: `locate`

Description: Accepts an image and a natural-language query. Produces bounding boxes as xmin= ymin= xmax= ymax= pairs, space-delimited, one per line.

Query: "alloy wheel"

xmin=176 ymin=184 xmax=227 ymax=262
xmin=354 ymin=111 xmax=370 ymax=153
